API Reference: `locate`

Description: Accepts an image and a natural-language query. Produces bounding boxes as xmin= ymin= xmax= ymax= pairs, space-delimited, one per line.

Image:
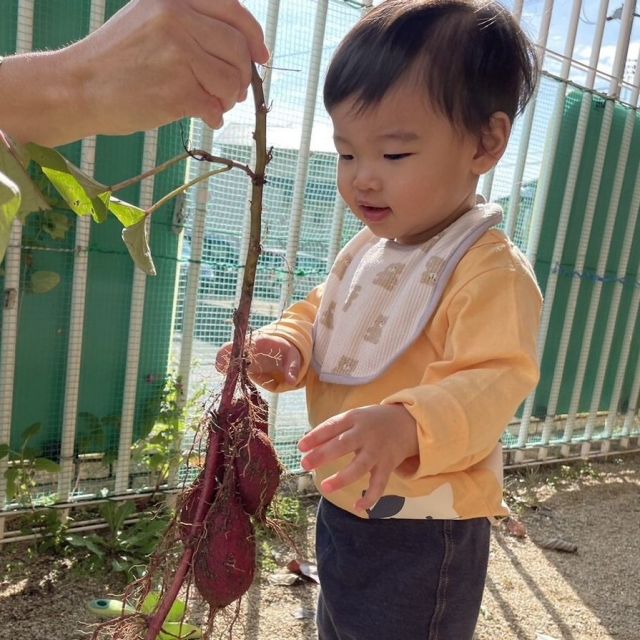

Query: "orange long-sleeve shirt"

xmin=252 ymin=228 xmax=542 ymax=520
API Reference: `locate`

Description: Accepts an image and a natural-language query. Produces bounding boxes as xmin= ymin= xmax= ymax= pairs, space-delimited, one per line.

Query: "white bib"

xmin=312 ymin=201 xmax=503 ymax=384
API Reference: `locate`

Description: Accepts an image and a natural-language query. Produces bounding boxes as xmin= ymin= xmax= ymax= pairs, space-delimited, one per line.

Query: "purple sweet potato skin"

xmin=192 ymin=493 xmax=256 ymax=609
xmin=234 ymin=429 xmax=281 ymax=517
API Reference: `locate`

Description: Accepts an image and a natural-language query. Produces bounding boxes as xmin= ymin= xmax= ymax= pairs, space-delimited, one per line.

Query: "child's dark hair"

xmin=324 ymin=0 xmax=539 ymax=135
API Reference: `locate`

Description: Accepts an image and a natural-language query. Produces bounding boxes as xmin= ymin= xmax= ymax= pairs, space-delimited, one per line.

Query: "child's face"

xmin=330 ymin=83 xmax=482 ymax=245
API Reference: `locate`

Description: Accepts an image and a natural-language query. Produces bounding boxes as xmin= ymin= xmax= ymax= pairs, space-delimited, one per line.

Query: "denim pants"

xmin=315 ymin=498 xmax=491 ymax=640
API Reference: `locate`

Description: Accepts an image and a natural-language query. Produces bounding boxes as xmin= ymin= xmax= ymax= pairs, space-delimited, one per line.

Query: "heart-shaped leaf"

xmin=0 ymin=170 xmax=21 ymax=263
xmin=30 ymin=270 xmax=61 ymax=294
xmin=42 ymin=210 xmax=72 ymax=240
xmin=108 ymin=197 xmax=146 ymax=227
xmin=0 ymin=133 xmax=50 ymax=221
xmin=122 ymin=219 xmax=156 ymax=276
xmin=27 ymin=143 xmax=111 ymax=222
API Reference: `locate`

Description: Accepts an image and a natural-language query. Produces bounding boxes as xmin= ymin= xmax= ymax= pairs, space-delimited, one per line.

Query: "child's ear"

xmin=471 ymin=112 xmax=511 ymax=175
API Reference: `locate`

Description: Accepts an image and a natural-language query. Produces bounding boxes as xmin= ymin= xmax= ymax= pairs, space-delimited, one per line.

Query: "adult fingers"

xmin=182 ymin=12 xmax=252 ymax=107
xmin=190 ymin=0 xmax=270 ymax=64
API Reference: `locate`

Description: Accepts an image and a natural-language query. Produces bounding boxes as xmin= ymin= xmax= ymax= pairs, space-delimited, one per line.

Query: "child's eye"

xmin=338 ymin=154 xmax=354 ymax=161
xmin=384 ymin=153 xmax=412 ymax=160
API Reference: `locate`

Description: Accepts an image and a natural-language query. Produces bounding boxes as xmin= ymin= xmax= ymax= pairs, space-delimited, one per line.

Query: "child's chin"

xmin=366 ymin=227 xmax=395 ymax=240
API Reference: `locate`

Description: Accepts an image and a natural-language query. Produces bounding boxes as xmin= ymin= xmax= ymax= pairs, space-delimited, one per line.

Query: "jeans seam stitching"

xmin=428 ymin=520 xmax=454 ymax=640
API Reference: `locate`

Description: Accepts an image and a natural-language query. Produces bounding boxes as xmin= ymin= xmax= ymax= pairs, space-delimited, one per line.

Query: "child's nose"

xmin=352 ymin=164 xmax=381 ymax=191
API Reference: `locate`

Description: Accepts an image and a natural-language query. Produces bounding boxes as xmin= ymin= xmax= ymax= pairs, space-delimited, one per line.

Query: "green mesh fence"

xmin=0 ymin=0 xmax=188 ymax=503
xmin=174 ymin=0 xmax=364 ymax=472
xmin=3 ymin=1 xmax=640 ymax=512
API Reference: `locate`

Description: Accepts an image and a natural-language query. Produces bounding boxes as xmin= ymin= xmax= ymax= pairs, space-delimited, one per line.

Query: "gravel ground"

xmin=1 ymin=454 xmax=638 ymax=640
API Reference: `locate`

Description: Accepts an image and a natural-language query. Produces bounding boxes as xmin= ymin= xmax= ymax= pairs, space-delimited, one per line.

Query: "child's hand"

xmin=215 ymin=334 xmax=302 ymax=385
xmin=298 ymin=404 xmax=419 ymax=513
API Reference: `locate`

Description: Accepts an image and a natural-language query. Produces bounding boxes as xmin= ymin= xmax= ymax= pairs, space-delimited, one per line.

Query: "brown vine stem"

xmin=219 ymin=64 xmax=269 ymax=406
xmin=143 ymin=63 xmax=269 ymax=640
xmin=110 ymin=151 xmax=191 ymax=193
xmin=109 ymin=150 xmax=254 ymax=196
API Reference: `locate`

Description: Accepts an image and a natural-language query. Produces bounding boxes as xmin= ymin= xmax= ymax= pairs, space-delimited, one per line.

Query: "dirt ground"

xmin=1 ymin=453 xmax=639 ymax=640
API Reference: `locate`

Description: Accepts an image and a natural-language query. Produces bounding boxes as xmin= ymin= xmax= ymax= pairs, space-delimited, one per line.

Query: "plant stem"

xmin=220 ymin=65 xmax=269 ymax=409
xmin=144 ymin=64 xmax=269 ymax=640
xmin=109 ymin=149 xmax=254 ymax=196
xmin=110 ymin=152 xmax=191 ymax=193
xmin=187 ymin=150 xmax=257 ymax=181
xmin=145 ymin=166 xmax=231 ymax=217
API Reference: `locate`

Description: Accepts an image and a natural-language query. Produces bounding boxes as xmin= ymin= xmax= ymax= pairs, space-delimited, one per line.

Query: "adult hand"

xmin=0 ymin=0 xmax=269 ymax=146
xmin=298 ymin=404 xmax=419 ymax=513
xmin=215 ymin=334 xmax=302 ymax=385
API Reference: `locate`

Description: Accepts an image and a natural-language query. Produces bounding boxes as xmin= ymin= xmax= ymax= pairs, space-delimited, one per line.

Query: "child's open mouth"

xmin=360 ymin=204 xmax=392 ymax=223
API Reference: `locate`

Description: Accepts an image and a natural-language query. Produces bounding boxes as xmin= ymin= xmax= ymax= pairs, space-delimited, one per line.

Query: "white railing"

xmin=1 ymin=1 xmax=640 ymax=537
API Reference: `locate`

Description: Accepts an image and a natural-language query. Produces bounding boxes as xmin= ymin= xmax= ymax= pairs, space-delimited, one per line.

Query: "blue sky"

xmin=515 ymin=0 xmax=640 ymax=89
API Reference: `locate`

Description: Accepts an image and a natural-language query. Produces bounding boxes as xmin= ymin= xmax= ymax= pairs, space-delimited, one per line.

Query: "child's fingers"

xmin=298 ymin=412 xmax=353 ymax=452
xmin=282 ymin=347 xmax=302 ymax=383
xmin=355 ymin=466 xmax=390 ymax=512
xmin=319 ymin=452 xmax=374 ymax=493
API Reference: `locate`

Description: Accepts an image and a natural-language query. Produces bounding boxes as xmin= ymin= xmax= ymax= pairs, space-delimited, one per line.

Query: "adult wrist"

xmin=0 ymin=50 xmax=91 ymax=147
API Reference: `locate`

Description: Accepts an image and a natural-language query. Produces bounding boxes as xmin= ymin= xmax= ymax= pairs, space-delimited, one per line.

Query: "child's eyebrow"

xmin=376 ymin=131 xmax=420 ymax=142
xmin=333 ymin=131 xmax=419 ymax=144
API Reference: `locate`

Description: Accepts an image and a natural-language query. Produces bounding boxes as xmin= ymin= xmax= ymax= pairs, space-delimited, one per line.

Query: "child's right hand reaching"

xmin=215 ymin=334 xmax=302 ymax=386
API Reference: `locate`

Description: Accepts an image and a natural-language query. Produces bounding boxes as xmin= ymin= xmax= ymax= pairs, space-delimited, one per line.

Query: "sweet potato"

xmin=246 ymin=380 xmax=269 ymax=434
xmin=234 ymin=428 xmax=281 ymax=518
xmin=179 ymin=425 xmax=222 ymax=544
xmin=192 ymin=491 xmax=256 ymax=610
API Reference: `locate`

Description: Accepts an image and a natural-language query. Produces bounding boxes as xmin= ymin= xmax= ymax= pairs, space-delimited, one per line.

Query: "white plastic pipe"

xmin=505 ymin=0 xmax=583 ymax=241
xmin=483 ymin=0 xmax=550 ymax=211
xmin=558 ymin=1 xmax=636 ymax=454
xmin=622 ymin=346 xmax=640 ymax=438
xmin=0 ymin=0 xmax=34 ymax=540
xmin=114 ymin=131 xmax=159 ymax=495
xmin=57 ymin=0 xmax=107 ymax=503
xmin=279 ymin=0 xmax=329 ymax=310
xmin=177 ymin=123 xmax=213 ymax=406
xmin=516 ymin=0 xmax=610 ymax=460
xmin=575 ymin=8 xmax=640 ymax=455
xmin=267 ymin=0 xmax=329 ymax=441
xmin=235 ymin=0 xmax=280 ymax=305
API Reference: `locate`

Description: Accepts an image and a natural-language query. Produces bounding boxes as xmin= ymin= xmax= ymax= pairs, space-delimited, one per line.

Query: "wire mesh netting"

xmin=2 ymin=0 xmax=640 ymax=517
xmin=173 ymin=0 xmax=365 ymax=472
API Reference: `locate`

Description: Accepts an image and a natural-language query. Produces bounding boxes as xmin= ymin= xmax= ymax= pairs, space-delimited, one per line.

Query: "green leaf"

xmin=33 ymin=458 xmax=61 ymax=473
xmin=67 ymin=533 xmax=106 ymax=557
xmin=26 ymin=143 xmax=111 ymax=222
xmin=42 ymin=210 xmax=72 ymax=240
xmin=101 ymin=500 xmax=135 ymax=534
xmin=29 ymin=270 xmax=61 ymax=294
xmin=0 ymin=133 xmax=50 ymax=221
xmin=0 ymin=170 xmax=21 ymax=264
xmin=122 ymin=219 xmax=156 ymax=276
xmin=4 ymin=467 xmax=18 ymax=500
xmin=108 ymin=197 xmax=146 ymax=227
xmin=21 ymin=422 xmax=42 ymax=445
xmin=0 ymin=443 xmax=9 ymax=460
